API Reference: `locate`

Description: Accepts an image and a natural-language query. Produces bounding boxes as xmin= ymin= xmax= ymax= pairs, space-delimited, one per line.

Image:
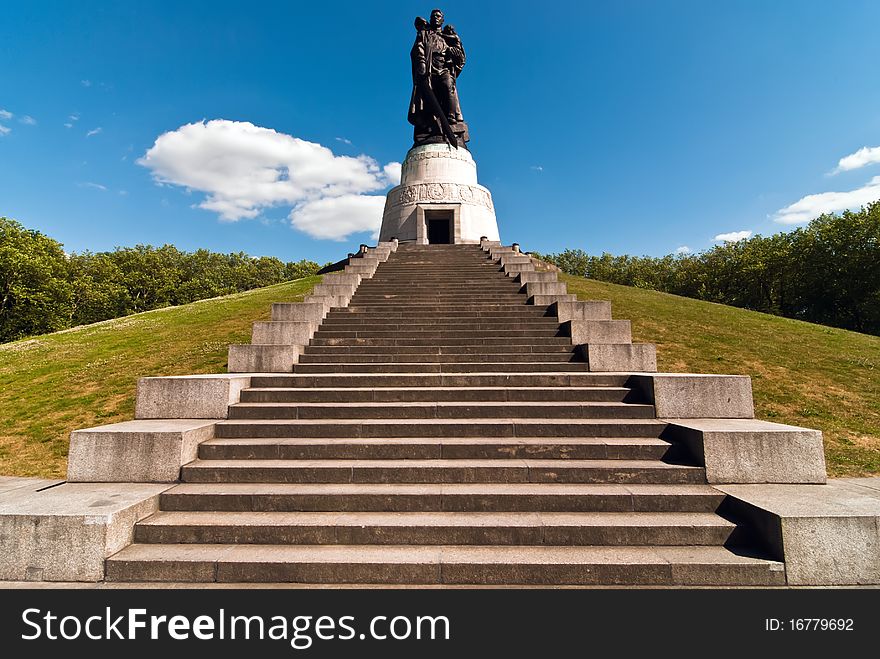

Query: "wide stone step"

xmin=133 ymin=511 xmax=735 ymax=546
xmin=350 ymin=295 xmax=523 ymax=301
xmin=353 ymin=290 xmax=526 ymax=295
xmin=358 ymin=280 xmax=515 ymax=285
xmin=180 ymin=458 xmax=702 ymax=485
xmin=315 ymin=327 xmax=559 ymax=339
xmin=349 ymin=297 xmax=529 ymax=304
xmin=213 ymin=418 xmax=667 ymax=439
xmin=353 ymin=290 xmax=524 ymax=295
xmin=356 ymin=282 xmax=518 ymax=288
xmin=198 ymin=436 xmax=671 ymax=460
xmin=344 ymin=304 xmax=534 ymax=310
xmin=369 ymin=264 xmax=500 ymax=268
xmin=226 ymin=401 xmax=655 ymax=420
xmin=312 ymin=327 xmax=564 ymax=336
xmin=365 ymin=281 xmax=507 ymax=285
xmin=363 ymin=281 xmax=509 ymax=286
xmin=297 ymin=353 xmax=578 ymax=364
xmin=328 ymin=311 xmax=553 ymax=319
xmin=366 ymin=275 xmax=504 ymax=280
xmin=249 ymin=373 xmax=631 ymax=388
xmin=292 ymin=362 xmax=590 ymax=373
xmin=239 ymin=386 xmax=633 ymax=403
xmin=157 ymin=482 xmax=724 ymax=513
xmin=326 ymin=315 xmax=555 ymax=322
xmin=318 ymin=321 xmax=561 ymax=330
xmin=364 ymin=271 xmax=504 ymax=276
xmin=310 ymin=337 xmax=573 ymax=347
xmin=105 ymin=543 xmax=784 ymax=585
xmin=339 ymin=311 xmax=550 ymax=318
xmin=302 ymin=345 xmax=574 ymax=355
xmin=354 ymin=288 xmax=519 ymax=295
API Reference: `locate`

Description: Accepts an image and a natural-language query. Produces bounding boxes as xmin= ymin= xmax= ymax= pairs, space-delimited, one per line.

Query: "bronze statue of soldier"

xmin=408 ymin=8 xmax=469 ymax=148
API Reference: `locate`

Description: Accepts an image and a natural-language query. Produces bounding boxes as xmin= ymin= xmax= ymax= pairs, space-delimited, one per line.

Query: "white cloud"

xmin=138 ymin=119 xmax=400 ymax=239
xmin=79 ymin=182 xmax=108 ymax=191
xmin=81 ymin=79 xmax=92 ymax=87
xmin=0 ymin=125 xmax=10 ymax=136
xmin=832 ymin=146 xmax=880 ymax=174
xmin=774 ymin=176 xmax=880 ymax=225
xmin=530 ymin=165 xmax=544 ymax=172
xmin=69 ymin=113 xmax=80 ymax=122
xmin=0 ymin=109 xmax=12 ymax=120
xmin=335 ymin=137 xmax=352 ymax=145
xmin=290 ymin=194 xmax=386 ymax=241
xmin=86 ymin=127 xmax=102 ymax=137
xmin=674 ymin=245 xmax=692 ymax=255
xmin=64 ymin=123 xmax=73 ymax=129
xmin=383 ymin=162 xmax=402 ymax=186
xmin=714 ymin=230 xmax=752 ymax=242
xmin=20 ymin=115 xmax=36 ymax=125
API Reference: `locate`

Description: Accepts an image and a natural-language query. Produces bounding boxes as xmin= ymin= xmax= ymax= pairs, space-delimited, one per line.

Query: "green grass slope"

xmin=0 ymin=276 xmax=321 ymax=478
xmin=560 ymin=273 xmax=880 ymax=477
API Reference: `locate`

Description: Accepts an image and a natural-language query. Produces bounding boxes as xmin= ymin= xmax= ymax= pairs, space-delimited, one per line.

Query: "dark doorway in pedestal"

xmin=426 ymin=211 xmax=452 ymax=244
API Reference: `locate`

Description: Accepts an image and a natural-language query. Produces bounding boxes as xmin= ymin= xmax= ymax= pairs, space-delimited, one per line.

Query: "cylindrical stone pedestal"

xmin=379 ymin=144 xmax=500 ymax=244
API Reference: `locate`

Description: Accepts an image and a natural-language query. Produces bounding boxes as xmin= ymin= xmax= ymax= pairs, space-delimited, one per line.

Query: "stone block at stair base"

xmin=351 ymin=256 xmax=380 ymax=268
xmin=524 ymin=281 xmax=568 ymax=297
xmin=530 ymin=294 xmax=577 ymax=306
xmin=303 ymin=294 xmax=349 ymax=309
xmin=228 ymin=345 xmax=301 ymax=373
xmin=136 ymin=374 xmax=252 ymax=419
xmin=68 ymin=419 xmax=216 ymax=483
xmin=517 ymin=271 xmax=558 ymax=284
xmin=565 ymin=319 xmax=632 ymax=344
xmin=665 ymin=419 xmax=825 ymax=484
xmin=504 ymin=263 xmax=536 ymax=276
xmin=578 ymin=343 xmax=657 ymax=372
xmin=628 ymin=373 xmax=754 ymax=418
xmin=322 ymin=273 xmax=361 ymax=287
xmin=251 ymin=321 xmax=318 ymax=345
xmin=0 ymin=482 xmax=169 ymax=581
xmin=718 ymin=480 xmax=880 ymax=585
xmin=365 ymin=248 xmax=391 ymax=261
xmin=344 ymin=265 xmax=376 ymax=278
xmin=312 ymin=283 xmax=357 ymax=298
xmin=552 ymin=300 xmax=612 ymax=322
xmin=271 ymin=302 xmax=327 ymax=323
xmin=531 ymin=258 xmax=561 ymax=273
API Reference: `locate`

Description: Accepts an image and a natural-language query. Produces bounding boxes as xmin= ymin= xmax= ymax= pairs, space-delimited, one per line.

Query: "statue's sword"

xmin=417 ymin=76 xmax=458 ymax=146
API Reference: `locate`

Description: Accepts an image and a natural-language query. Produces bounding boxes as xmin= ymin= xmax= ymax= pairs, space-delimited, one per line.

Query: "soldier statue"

xmin=408 ymin=8 xmax=469 ymax=148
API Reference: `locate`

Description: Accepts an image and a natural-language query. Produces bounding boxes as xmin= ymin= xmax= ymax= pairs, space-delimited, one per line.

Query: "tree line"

xmin=0 ymin=217 xmax=321 ymax=343
xmin=534 ymin=202 xmax=880 ymax=336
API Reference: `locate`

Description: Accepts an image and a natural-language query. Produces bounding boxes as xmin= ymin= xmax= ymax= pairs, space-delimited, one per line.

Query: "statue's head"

xmin=429 ymin=9 xmax=444 ymax=29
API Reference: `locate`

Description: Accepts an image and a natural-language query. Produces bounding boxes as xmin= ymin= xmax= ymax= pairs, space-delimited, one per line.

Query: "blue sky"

xmin=2 ymin=0 xmax=880 ymax=264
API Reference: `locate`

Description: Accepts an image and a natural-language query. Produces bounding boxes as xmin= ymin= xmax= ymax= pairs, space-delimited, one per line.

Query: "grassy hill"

xmin=0 ymin=276 xmax=321 ymax=478
xmin=561 ymin=273 xmax=880 ymax=477
xmin=1 ymin=271 xmax=876 ymax=479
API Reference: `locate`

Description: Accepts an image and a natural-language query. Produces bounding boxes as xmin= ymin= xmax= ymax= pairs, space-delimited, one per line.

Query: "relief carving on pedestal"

xmin=404 ymin=148 xmax=474 ymax=165
xmin=389 ymin=182 xmax=493 ymax=210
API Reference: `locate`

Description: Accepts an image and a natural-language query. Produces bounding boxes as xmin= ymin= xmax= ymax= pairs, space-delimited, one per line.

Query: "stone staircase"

xmin=106 ymin=243 xmax=785 ymax=585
